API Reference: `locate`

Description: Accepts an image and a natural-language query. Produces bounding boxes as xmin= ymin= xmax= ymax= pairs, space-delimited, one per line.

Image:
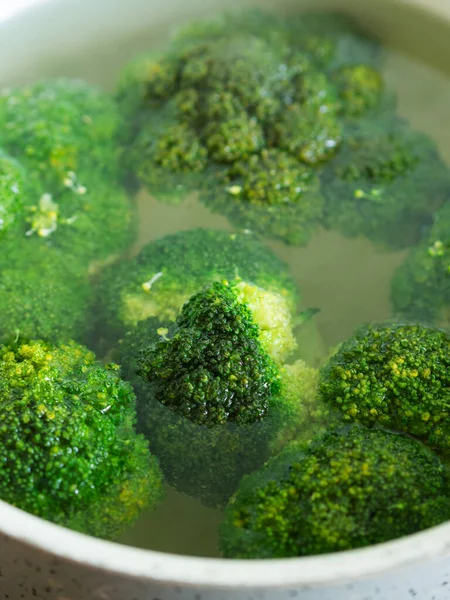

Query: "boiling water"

xmin=8 ymin=3 xmax=450 ymax=557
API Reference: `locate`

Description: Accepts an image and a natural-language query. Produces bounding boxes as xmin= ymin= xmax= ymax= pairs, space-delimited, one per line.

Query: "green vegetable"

xmin=23 ymin=171 xmax=135 ymax=267
xmin=0 ymin=152 xmax=25 ymax=236
xmin=0 ymin=237 xmax=93 ymax=343
xmin=117 ymin=10 xmax=385 ymax=244
xmin=138 ymin=280 xmax=284 ymax=426
xmin=118 ymin=316 xmax=278 ymax=507
xmin=0 ymin=339 xmax=163 ymax=539
xmin=320 ymin=322 xmax=450 ymax=450
xmin=0 ymin=79 xmax=119 ymax=188
xmin=118 ymin=282 xmax=320 ymax=507
xmin=96 ymin=228 xmax=299 ymax=347
xmin=0 ymin=80 xmax=136 ymax=264
xmin=220 ymin=426 xmax=450 ymax=558
xmin=321 ymin=117 xmax=450 ymax=248
xmin=391 ymin=202 xmax=450 ymax=324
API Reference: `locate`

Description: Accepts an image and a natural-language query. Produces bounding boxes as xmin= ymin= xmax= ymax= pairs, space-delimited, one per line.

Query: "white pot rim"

xmin=2 ymin=498 xmax=450 ymax=588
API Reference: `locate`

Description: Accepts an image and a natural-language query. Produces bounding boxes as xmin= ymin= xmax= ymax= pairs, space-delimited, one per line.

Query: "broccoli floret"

xmin=0 ymin=79 xmax=119 ymax=188
xmin=0 ymin=237 xmax=93 ymax=343
xmin=0 ymin=339 xmax=164 ymax=539
xmin=202 ymin=150 xmax=324 ymax=245
xmin=321 ymin=117 xmax=450 ymax=248
xmin=119 ymin=11 xmax=386 ymax=244
xmin=320 ymin=323 xmax=450 ymax=450
xmin=118 ymin=307 xmax=320 ymax=507
xmin=220 ymin=426 xmax=450 ymax=558
xmin=117 ymin=316 xmax=279 ymax=507
xmin=96 ymin=228 xmax=299 ymax=345
xmin=391 ymin=202 xmax=450 ymax=324
xmin=0 ymin=81 xmax=135 ymax=264
xmin=0 ymin=152 xmax=25 ymax=236
xmin=138 ymin=281 xmax=284 ymax=426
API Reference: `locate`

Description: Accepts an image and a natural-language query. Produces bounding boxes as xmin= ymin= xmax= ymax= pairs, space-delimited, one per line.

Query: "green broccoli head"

xmin=118 ymin=317 xmax=322 ymax=508
xmin=138 ymin=280 xmax=284 ymax=427
xmin=220 ymin=426 xmax=450 ymax=558
xmin=320 ymin=323 xmax=450 ymax=450
xmin=0 ymin=79 xmax=120 ymax=189
xmin=0 ymin=81 xmax=135 ymax=265
xmin=0 ymin=237 xmax=93 ymax=344
xmin=96 ymin=228 xmax=299 ymax=344
xmin=118 ymin=316 xmax=278 ymax=508
xmin=0 ymin=152 xmax=25 ymax=236
xmin=117 ymin=10 xmax=385 ymax=245
xmin=391 ymin=202 xmax=450 ymax=324
xmin=321 ymin=117 xmax=450 ymax=248
xmin=0 ymin=339 xmax=163 ymax=539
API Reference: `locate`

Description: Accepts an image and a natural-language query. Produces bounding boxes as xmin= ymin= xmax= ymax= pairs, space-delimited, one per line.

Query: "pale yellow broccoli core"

xmin=271 ymin=359 xmax=322 ymax=454
xmin=234 ymin=280 xmax=297 ymax=364
xmin=120 ymin=290 xmax=190 ymax=326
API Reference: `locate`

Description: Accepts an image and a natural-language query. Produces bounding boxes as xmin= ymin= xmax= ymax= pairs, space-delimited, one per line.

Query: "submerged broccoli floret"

xmin=20 ymin=171 xmax=136 ymax=266
xmin=138 ymin=281 xmax=284 ymax=426
xmin=391 ymin=202 xmax=450 ymax=324
xmin=220 ymin=426 xmax=450 ymax=558
xmin=0 ymin=81 xmax=135 ymax=264
xmin=117 ymin=10 xmax=384 ymax=245
xmin=0 ymin=340 xmax=163 ymax=539
xmin=96 ymin=228 xmax=299 ymax=345
xmin=0 ymin=79 xmax=119 ymax=188
xmin=320 ymin=323 xmax=450 ymax=450
xmin=323 ymin=136 xmax=442 ymax=248
xmin=119 ymin=292 xmax=320 ymax=507
xmin=118 ymin=316 xmax=279 ymax=508
xmin=0 ymin=237 xmax=93 ymax=343
xmin=0 ymin=152 xmax=25 ymax=236
xmin=321 ymin=118 xmax=450 ymax=248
